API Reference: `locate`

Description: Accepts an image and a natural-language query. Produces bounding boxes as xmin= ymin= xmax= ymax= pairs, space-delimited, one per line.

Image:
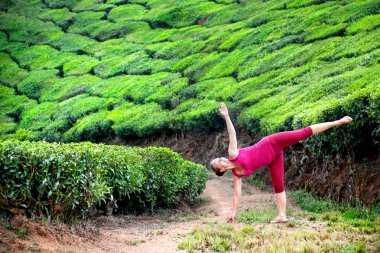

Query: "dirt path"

xmin=2 ymin=173 xmax=304 ymax=253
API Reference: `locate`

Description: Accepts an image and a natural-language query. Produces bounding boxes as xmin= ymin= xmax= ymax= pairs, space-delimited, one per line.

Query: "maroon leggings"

xmin=267 ymin=127 xmax=313 ymax=193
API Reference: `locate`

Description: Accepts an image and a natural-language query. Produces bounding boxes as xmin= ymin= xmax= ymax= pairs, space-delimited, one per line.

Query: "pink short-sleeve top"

xmin=229 ymin=137 xmax=275 ymax=177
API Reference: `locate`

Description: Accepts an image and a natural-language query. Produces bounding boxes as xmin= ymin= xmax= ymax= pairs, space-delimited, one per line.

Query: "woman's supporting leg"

xmin=268 ymin=151 xmax=288 ymax=222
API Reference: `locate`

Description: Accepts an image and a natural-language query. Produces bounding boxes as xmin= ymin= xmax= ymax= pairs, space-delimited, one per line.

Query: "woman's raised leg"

xmin=310 ymin=116 xmax=352 ymax=135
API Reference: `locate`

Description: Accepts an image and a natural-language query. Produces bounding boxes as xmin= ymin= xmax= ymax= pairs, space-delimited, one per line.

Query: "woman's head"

xmin=210 ymin=157 xmax=230 ymax=176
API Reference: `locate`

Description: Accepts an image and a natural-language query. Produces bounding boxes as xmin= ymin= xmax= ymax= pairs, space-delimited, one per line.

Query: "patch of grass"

xmin=236 ymin=209 xmax=276 ymax=224
xmin=178 ymin=222 xmax=372 ymax=253
xmin=290 ymin=190 xmax=380 ymax=234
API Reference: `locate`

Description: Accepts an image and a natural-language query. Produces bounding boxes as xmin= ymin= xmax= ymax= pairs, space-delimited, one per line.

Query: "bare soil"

xmin=0 ymin=172 xmax=318 ymax=253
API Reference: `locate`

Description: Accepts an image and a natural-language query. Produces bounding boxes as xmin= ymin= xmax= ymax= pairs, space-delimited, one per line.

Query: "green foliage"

xmin=346 ymin=14 xmax=380 ymax=35
xmin=10 ymin=45 xmax=63 ymax=70
xmin=305 ymin=23 xmax=348 ymax=43
xmin=0 ymin=140 xmax=207 ymax=219
xmin=87 ymin=38 xmax=144 ymax=59
xmin=62 ymin=55 xmax=100 ymax=76
xmin=0 ymin=52 xmax=28 ymax=87
xmin=170 ymin=99 xmax=222 ymax=131
xmin=62 ymin=110 xmax=113 ymax=142
xmin=107 ymin=102 xmax=170 ymax=137
xmin=0 ymin=0 xmax=378 ymax=163
xmin=39 ymin=74 xmax=100 ymax=102
xmin=38 ymin=7 xmax=76 ymax=31
xmin=108 ymin=4 xmax=147 ymax=22
xmin=48 ymin=33 xmax=98 ymax=53
xmin=17 ymin=69 xmax=59 ymax=100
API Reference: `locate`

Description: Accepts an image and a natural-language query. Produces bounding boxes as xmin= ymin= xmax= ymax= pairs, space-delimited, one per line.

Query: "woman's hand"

xmin=219 ymin=102 xmax=229 ymax=117
xmin=227 ymin=213 xmax=236 ymax=223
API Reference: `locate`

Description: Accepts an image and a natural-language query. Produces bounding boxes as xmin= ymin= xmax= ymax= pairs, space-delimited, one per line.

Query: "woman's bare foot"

xmin=270 ymin=215 xmax=288 ymax=224
xmin=338 ymin=116 xmax=353 ymax=126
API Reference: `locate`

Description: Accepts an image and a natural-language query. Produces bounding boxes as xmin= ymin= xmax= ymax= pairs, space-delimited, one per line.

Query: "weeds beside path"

xmin=1 ymin=172 xmax=378 ymax=252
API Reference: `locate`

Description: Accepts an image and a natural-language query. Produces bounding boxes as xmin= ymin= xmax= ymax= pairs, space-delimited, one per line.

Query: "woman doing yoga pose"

xmin=210 ymin=103 xmax=352 ymax=223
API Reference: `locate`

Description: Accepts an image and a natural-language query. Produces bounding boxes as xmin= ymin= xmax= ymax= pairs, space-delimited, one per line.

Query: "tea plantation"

xmin=0 ymin=0 xmax=379 ymax=154
xmin=0 ymin=0 xmax=379 ymax=216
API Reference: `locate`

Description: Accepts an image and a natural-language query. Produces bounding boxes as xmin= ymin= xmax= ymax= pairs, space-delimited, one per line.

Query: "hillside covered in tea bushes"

xmin=0 ymin=0 xmax=379 ymax=157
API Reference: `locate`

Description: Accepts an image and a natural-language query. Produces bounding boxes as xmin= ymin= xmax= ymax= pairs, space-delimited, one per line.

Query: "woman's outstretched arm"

xmin=219 ymin=103 xmax=238 ymax=159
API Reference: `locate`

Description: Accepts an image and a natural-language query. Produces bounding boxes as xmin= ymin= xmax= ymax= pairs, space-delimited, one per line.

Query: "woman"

xmin=210 ymin=103 xmax=352 ymax=223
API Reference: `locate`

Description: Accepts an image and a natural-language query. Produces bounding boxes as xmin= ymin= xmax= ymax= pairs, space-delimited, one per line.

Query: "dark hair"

xmin=209 ymin=160 xmax=225 ymax=177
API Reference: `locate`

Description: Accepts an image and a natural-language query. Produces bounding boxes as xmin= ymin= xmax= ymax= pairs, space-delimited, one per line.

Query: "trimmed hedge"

xmin=0 ymin=140 xmax=207 ymax=219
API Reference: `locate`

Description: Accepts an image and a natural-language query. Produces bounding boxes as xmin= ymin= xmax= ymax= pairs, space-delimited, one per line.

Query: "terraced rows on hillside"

xmin=0 ymin=0 xmax=379 ymax=155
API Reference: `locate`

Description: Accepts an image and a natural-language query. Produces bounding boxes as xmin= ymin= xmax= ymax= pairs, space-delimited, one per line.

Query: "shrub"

xmin=48 ymin=33 xmax=98 ymax=53
xmin=18 ymin=102 xmax=57 ymax=132
xmin=184 ymin=52 xmax=227 ymax=82
xmin=304 ymin=23 xmax=348 ymax=43
xmin=53 ymin=93 xmax=106 ymax=125
xmin=86 ymin=38 xmax=144 ymax=59
xmin=10 ymin=45 xmax=62 ymax=70
xmin=62 ymin=55 xmax=100 ymax=76
xmin=62 ymin=110 xmax=114 ymax=142
xmin=201 ymin=48 xmax=253 ymax=80
xmin=38 ymin=7 xmax=76 ymax=31
xmin=72 ymin=0 xmax=114 ymax=12
xmin=0 ymin=52 xmax=28 ymax=87
xmin=107 ymin=102 xmax=170 ymax=137
xmin=124 ymin=24 xmax=174 ymax=44
xmin=67 ymin=11 xmax=106 ymax=34
xmin=108 ymin=4 xmax=147 ymax=22
xmin=195 ymin=77 xmax=239 ymax=101
xmin=145 ymin=76 xmax=188 ymax=108
xmin=346 ymin=14 xmax=380 ymax=35
xmin=39 ymin=74 xmax=100 ymax=102
xmin=44 ymin=0 xmax=77 ymax=9
xmin=170 ymin=99 xmax=222 ymax=131
xmin=17 ymin=69 xmax=59 ymax=100
xmin=149 ymin=1 xmax=225 ymax=28
xmin=0 ymin=140 xmax=207 ymax=219
xmin=145 ymin=39 xmax=206 ymax=59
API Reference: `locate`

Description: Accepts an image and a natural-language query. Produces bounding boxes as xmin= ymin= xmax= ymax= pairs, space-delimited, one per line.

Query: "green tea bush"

xmin=18 ymin=102 xmax=57 ymax=132
xmin=53 ymin=94 xmax=106 ymax=125
xmin=10 ymin=45 xmax=62 ymax=70
xmin=87 ymin=38 xmax=144 ymax=59
xmin=170 ymin=99 xmax=222 ymax=131
xmin=201 ymin=48 xmax=253 ymax=80
xmin=17 ymin=69 xmax=59 ymax=100
xmin=195 ymin=77 xmax=239 ymax=100
xmin=0 ymin=114 xmax=17 ymax=135
xmin=72 ymin=0 xmax=114 ymax=12
xmin=304 ymin=23 xmax=348 ymax=43
xmin=0 ymin=52 xmax=28 ymax=87
xmin=0 ymin=140 xmax=110 ymax=220
xmin=124 ymin=24 xmax=173 ymax=44
xmin=38 ymin=7 xmax=76 ymax=31
xmin=44 ymin=0 xmax=77 ymax=9
xmin=145 ymin=39 xmax=206 ymax=59
xmin=62 ymin=55 xmax=100 ymax=76
xmin=108 ymin=4 xmax=147 ymax=22
xmin=87 ymin=21 xmax=131 ymax=42
xmin=39 ymin=74 xmax=100 ymax=102
xmin=107 ymin=102 xmax=170 ymax=138
xmin=0 ymin=140 xmax=207 ymax=219
xmin=48 ymin=33 xmax=98 ymax=53
xmin=144 ymin=76 xmax=188 ymax=108
xmin=184 ymin=52 xmax=227 ymax=82
xmin=67 ymin=11 xmax=106 ymax=34
xmin=62 ymin=110 xmax=114 ymax=142
xmin=149 ymin=1 xmax=224 ymax=28
xmin=346 ymin=14 xmax=380 ymax=35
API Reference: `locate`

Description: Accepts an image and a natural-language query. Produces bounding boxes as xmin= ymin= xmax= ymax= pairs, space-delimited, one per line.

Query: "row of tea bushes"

xmin=0 ymin=140 xmax=207 ymax=220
